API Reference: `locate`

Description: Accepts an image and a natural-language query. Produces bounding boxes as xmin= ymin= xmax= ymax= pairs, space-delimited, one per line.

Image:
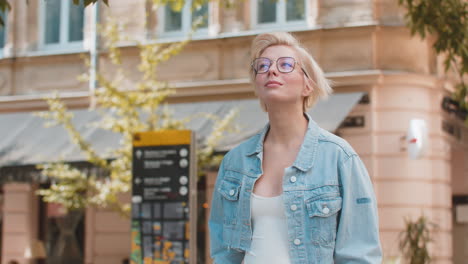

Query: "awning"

xmin=0 ymin=92 xmax=363 ymax=168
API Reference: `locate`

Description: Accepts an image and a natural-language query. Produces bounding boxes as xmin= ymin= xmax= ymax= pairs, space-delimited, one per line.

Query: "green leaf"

xmin=170 ymin=0 xmax=185 ymax=12
xmin=399 ymin=0 xmax=468 ymax=123
xmin=0 ymin=0 xmax=11 ymax=13
xmin=84 ymin=0 xmax=94 ymax=6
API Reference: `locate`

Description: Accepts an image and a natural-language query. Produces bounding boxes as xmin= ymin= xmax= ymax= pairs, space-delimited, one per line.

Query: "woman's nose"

xmin=267 ymin=65 xmax=279 ymax=76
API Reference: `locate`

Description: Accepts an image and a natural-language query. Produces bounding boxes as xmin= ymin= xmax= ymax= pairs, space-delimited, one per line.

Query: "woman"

xmin=209 ymin=32 xmax=382 ymax=264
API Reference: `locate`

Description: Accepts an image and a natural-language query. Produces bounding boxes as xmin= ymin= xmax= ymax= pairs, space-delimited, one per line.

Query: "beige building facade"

xmin=0 ymin=0 xmax=467 ymax=263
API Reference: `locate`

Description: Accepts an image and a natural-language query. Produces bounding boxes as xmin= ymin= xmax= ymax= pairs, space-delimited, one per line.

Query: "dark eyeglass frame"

xmin=251 ymin=56 xmax=310 ymax=78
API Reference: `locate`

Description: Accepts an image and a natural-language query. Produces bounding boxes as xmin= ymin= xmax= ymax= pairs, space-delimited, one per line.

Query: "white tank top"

xmin=243 ymin=193 xmax=291 ymax=264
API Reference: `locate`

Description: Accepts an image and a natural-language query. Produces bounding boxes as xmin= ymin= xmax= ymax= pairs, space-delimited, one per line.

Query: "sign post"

xmin=131 ymin=130 xmax=197 ymax=264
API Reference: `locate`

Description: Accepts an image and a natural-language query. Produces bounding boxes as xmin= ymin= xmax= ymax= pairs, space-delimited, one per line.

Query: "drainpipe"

xmin=8 ymin=0 xmax=17 ymax=96
xmin=89 ymin=1 xmax=100 ymax=108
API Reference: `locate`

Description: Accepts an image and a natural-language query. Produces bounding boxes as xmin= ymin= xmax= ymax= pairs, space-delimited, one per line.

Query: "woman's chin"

xmin=262 ymin=98 xmax=302 ymax=109
xmin=261 ymin=91 xmax=291 ymax=100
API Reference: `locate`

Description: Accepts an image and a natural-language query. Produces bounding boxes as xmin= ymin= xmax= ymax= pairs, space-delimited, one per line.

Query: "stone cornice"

xmin=0 ymin=70 xmax=445 ymax=113
xmin=0 ymin=91 xmax=90 ymax=113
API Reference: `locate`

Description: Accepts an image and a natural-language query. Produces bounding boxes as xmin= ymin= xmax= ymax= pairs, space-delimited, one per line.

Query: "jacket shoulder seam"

xmin=317 ymin=137 xmax=355 ymax=158
xmin=338 ymin=153 xmax=358 ymax=168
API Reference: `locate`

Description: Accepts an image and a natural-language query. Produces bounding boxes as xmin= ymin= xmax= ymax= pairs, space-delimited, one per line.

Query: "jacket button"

xmin=322 ymin=206 xmax=330 ymax=214
xmin=290 ymin=176 xmax=297 ymax=183
xmin=290 ymin=204 xmax=297 ymax=211
xmin=229 ymin=190 xmax=235 ymax=196
xmin=293 ymin=239 xmax=301 ymax=245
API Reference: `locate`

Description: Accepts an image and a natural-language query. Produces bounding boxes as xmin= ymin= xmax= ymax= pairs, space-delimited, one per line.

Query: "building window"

xmin=159 ymin=0 xmax=209 ymax=37
xmin=39 ymin=199 xmax=85 ymax=264
xmin=0 ymin=10 xmax=7 ymax=55
xmin=0 ymin=10 xmax=6 ymax=48
xmin=39 ymin=0 xmax=85 ymax=50
xmin=252 ymin=0 xmax=307 ymax=28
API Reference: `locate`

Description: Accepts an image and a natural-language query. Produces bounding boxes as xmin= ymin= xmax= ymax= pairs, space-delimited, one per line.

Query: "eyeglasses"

xmin=251 ymin=57 xmax=309 ymax=78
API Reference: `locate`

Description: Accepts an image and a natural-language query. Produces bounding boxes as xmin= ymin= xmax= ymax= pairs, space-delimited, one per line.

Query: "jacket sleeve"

xmin=334 ymin=154 xmax=382 ymax=264
xmin=208 ymin=158 xmax=244 ymax=264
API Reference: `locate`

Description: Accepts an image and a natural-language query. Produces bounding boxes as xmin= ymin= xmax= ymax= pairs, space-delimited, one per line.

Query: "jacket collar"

xmin=246 ymin=112 xmax=320 ymax=172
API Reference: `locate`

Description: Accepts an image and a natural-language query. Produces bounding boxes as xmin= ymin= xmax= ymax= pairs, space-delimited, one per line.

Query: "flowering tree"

xmin=36 ymin=17 xmax=238 ymax=217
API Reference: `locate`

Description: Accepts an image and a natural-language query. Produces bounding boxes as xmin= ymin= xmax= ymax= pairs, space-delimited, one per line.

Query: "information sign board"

xmin=131 ymin=130 xmax=196 ymax=264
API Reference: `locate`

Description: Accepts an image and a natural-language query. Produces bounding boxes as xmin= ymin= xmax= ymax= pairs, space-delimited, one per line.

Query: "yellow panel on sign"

xmin=133 ymin=130 xmax=192 ymax=146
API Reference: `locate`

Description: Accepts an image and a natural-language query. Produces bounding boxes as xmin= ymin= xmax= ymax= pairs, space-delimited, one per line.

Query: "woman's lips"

xmin=265 ymin=80 xmax=282 ymax=87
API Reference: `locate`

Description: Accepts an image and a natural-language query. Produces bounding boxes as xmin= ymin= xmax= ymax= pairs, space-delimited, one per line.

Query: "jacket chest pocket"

xmin=218 ymin=178 xmax=242 ymax=226
xmin=305 ymin=193 xmax=342 ymax=245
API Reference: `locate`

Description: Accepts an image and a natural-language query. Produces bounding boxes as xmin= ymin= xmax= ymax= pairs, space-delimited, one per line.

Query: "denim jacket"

xmin=209 ymin=114 xmax=382 ymax=264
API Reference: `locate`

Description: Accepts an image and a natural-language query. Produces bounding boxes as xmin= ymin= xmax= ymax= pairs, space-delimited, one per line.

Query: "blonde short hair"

xmin=250 ymin=32 xmax=332 ymax=112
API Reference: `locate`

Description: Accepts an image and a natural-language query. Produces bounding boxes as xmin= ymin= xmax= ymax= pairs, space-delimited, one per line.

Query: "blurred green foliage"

xmin=399 ymin=0 xmax=468 ymax=123
xmin=399 ymin=216 xmax=437 ymax=264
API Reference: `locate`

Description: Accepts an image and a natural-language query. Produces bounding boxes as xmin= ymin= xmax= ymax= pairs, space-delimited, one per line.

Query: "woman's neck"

xmin=265 ymin=107 xmax=308 ymax=148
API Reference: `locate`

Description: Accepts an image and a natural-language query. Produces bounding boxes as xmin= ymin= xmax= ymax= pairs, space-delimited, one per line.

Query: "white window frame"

xmin=38 ymin=0 xmax=85 ymax=51
xmin=157 ymin=0 xmax=211 ymax=39
xmin=250 ymin=0 xmax=308 ymax=30
xmin=0 ymin=9 xmax=8 ymax=58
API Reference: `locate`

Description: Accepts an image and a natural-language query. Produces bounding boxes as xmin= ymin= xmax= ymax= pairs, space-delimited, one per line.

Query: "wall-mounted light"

xmin=406 ymin=119 xmax=428 ymax=159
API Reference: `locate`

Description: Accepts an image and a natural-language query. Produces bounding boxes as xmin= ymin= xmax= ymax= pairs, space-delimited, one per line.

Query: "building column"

xmin=2 ymin=183 xmax=39 ymax=264
xmin=373 ymin=76 xmax=453 ymax=263
xmin=88 ymin=196 xmax=130 ymax=264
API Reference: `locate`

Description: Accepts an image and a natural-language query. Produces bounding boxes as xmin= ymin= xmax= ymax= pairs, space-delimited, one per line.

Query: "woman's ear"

xmin=302 ymin=78 xmax=314 ymax=97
